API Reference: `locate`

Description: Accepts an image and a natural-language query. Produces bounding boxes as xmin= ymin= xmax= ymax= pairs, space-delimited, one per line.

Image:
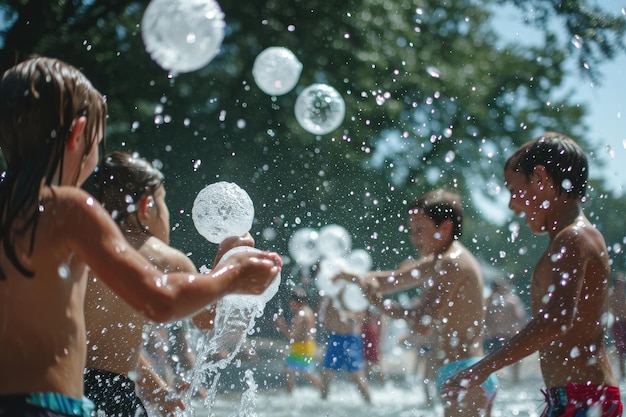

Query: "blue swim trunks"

xmin=435 ymin=357 xmax=498 ymax=404
xmin=0 ymin=392 xmax=94 ymax=417
xmin=323 ymin=333 xmax=365 ymax=372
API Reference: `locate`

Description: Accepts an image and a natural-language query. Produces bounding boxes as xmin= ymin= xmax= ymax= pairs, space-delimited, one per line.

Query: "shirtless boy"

xmin=341 ymin=189 xmax=497 ymax=416
xmin=0 ymin=57 xmax=281 ymax=417
xmin=443 ymin=132 xmax=622 ymax=417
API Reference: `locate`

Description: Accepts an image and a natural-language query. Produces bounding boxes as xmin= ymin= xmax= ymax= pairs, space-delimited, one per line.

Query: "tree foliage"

xmin=0 ymin=0 xmax=625 ymax=309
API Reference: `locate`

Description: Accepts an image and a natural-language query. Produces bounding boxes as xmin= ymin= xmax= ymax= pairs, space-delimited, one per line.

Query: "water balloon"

xmin=141 ymin=0 xmax=225 ymax=73
xmin=252 ymin=46 xmax=303 ymax=96
xmin=288 ymin=228 xmax=320 ymax=266
xmin=344 ymin=248 xmax=373 ymax=276
xmin=317 ymin=224 xmax=352 ymax=259
xmin=314 ymin=257 xmax=346 ymax=297
xmin=216 ymin=246 xmax=282 ymax=309
xmin=294 ymin=83 xmax=346 ymax=135
xmin=341 ymin=283 xmax=369 ymax=312
xmin=192 ymin=181 xmax=254 ymax=244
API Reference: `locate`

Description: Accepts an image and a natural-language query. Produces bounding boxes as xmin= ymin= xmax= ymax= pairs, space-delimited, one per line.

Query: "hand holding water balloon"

xmin=214 ymin=233 xmax=255 ymax=265
xmin=216 ymin=250 xmax=283 ymax=296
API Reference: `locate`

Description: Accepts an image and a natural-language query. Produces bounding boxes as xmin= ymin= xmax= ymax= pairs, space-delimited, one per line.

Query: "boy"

xmin=343 ymin=189 xmax=497 ymax=416
xmin=443 ymin=132 xmax=622 ymax=416
xmin=0 ymin=57 xmax=281 ymax=417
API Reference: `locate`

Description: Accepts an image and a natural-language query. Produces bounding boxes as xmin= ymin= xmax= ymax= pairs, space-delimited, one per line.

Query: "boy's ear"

xmin=138 ymin=195 xmax=154 ymax=221
xmin=439 ymin=219 xmax=454 ymax=240
xmin=66 ymin=116 xmax=87 ymax=152
xmin=533 ymin=165 xmax=553 ymax=188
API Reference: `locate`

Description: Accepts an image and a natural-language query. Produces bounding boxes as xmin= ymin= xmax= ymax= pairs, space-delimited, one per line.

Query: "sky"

xmin=492 ymin=3 xmax=626 ymax=196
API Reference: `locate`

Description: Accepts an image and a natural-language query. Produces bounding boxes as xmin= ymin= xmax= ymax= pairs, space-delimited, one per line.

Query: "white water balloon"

xmin=141 ymin=0 xmax=225 ymax=74
xmin=192 ymin=181 xmax=254 ymax=244
xmin=217 ymin=246 xmax=282 ymax=308
xmin=341 ymin=282 xmax=369 ymax=312
xmin=288 ymin=228 xmax=320 ymax=266
xmin=344 ymin=248 xmax=373 ymax=276
xmin=252 ymin=46 xmax=303 ymax=96
xmin=294 ymin=83 xmax=346 ymax=135
xmin=317 ymin=224 xmax=352 ymax=259
xmin=314 ymin=257 xmax=346 ymax=297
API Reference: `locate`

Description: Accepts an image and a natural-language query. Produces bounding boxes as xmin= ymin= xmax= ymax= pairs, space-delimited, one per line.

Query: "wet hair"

xmin=289 ymin=287 xmax=308 ymax=305
xmin=93 ymin=151 xmax=164 ymax=229
xmin=504 ymin=132 xmax=588 ymax=200
xmin=0 ymin=57 xmax=107 ymax=278
xmin=409 ymin=188 xmax=463 ymax=240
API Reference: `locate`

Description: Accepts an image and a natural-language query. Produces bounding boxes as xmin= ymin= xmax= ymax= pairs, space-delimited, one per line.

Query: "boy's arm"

xmin=61 ymin=187 xmax=281 ymax=323
xmin=136 ymin=354 xmax=185 ymax=414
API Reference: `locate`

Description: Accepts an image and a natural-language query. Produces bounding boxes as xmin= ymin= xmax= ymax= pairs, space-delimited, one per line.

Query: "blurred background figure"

xmin=361 ymin=306 xmax=386 ymax=386
xmin=483 ymin=279 xmax=528 ymax=383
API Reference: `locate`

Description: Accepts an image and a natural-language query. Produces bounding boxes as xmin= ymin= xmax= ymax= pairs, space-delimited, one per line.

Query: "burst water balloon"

xmin=216 ymin=246 xmax=282 ymax=309
xmin=294 ymin=83 xmax=346 ymax=135
xmin=141 ymin=0 xmax=225 ymax=74
xmin=288 ymin=228 xmax=320 ymax=266
xmin=252 ymin=47 xmax=303 ymax=96
xmin=192 ymin=181 xmax=254 ymax=244
xmin=317 ymin=224 xmax=352 ymax=259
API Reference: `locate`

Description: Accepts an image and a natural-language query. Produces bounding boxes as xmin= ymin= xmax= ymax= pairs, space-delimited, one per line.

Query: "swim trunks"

xmin=362 ymin=321 xmax=380 ymax=363
xmin=84 ymin=368 xmax=148 ymax=417
xmin=435 ymin=357 xmax=498 ymax=404
xmin=323 ymin=333 xmax=365 ymax=372
xmin=0 ymin=392 xmax=94 ymax=417
xmin=286 ymin=340 xmax=317 ymax=372
xmin=611 ymin=321 xmax=626 ymax=355
xmin=541 ymin=383 xmax=622 ymax=417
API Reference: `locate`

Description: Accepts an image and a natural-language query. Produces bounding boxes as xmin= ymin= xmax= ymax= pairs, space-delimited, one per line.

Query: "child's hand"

xmin=440 ymin=368 xmax=481 ymax=403
xmin=214 ymin=233 xmax=255 ymax=264
xmin=223 ymin=251 xmax=282 ymax=295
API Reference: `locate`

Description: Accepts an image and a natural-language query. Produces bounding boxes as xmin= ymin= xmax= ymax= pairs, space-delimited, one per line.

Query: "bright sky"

xmin=491 ymin=3 xmax=626 ymax=196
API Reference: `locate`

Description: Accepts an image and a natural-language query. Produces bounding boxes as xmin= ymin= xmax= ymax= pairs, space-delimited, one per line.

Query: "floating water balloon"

xmin=192 ymin=181 xmax=254 ymax=244
xmin=317 ymin=224 xmax=352 ymax=259
xmin=314 ymin=257 xmax=346 ymax=297
xmin=252 ymin=46 xmax=303 ymax=96
xmin=288 ymin=227 xmax=320 ymax=266
xmin=141 ymin=0 xmax=225 ymax=74
xmin=341 ymin=283 xmax=369 ymax=312
xmin=294 ymin=83 xmax=346 ymax=135
xmin=344 ymin=248 xmax=373 ymax=276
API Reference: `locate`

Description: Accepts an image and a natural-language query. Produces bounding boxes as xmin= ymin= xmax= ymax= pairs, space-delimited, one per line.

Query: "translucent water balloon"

xmin=252 ymin=47 xmax=303 ymax=96
xmin=317 ymin=224 xmax=352 ymax=259
xmin=314 ymin=257 xmax=346 ymax=297
xmin=216 ymin=246 xmax=282 ymax=309
xmin=294 ymin=83 xmax=346 ymax=135
xmin=344 ymin=249 xmax=373 ymax=276
xmin=141 ymin=0 xmax=225 ymax=74
xmin=341 ymin=283 xmax=369 ymax=312
xmin=288 ymin=228 xmax=320 ymax=266
xmin=192 ymin=182 xmax=254 ymax=244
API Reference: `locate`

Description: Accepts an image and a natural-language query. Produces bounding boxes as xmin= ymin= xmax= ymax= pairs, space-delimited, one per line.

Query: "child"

xmin=0 ymin=57 xmax=281 ymax=417
xmin=85 ymin=151 xmax=250 ymax=416
xmin=274 ymin=287 xmax=322 ymax=393
xmin=340 ymin=189 xmax=497 ymax=416
xmin=443 ymin=132 xmax=623 ymax=416
xmin=317 ymin=291 xmax=372 ymax=404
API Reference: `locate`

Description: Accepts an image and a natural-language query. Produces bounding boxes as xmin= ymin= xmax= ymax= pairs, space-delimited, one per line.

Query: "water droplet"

xmin=58 ymin=263 xmax=70 ymax=279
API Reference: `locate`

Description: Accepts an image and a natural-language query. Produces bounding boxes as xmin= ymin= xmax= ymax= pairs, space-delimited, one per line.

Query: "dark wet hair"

xmin=409 ymin=188 xmax=463 ymax=240
xmin=0 ymin=57 xmax=107 ymax=278
xmin=504 ymin=132 xmax=588 ymax=200
xmin=94 ymin=151 xmax=164 ymax=228
xmin=289 ymin=287 xmax=308 ymax=305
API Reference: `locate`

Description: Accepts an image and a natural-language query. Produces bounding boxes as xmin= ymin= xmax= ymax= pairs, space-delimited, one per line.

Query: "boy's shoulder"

xmin=551 ymin=215 xmax=606 ymax=257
